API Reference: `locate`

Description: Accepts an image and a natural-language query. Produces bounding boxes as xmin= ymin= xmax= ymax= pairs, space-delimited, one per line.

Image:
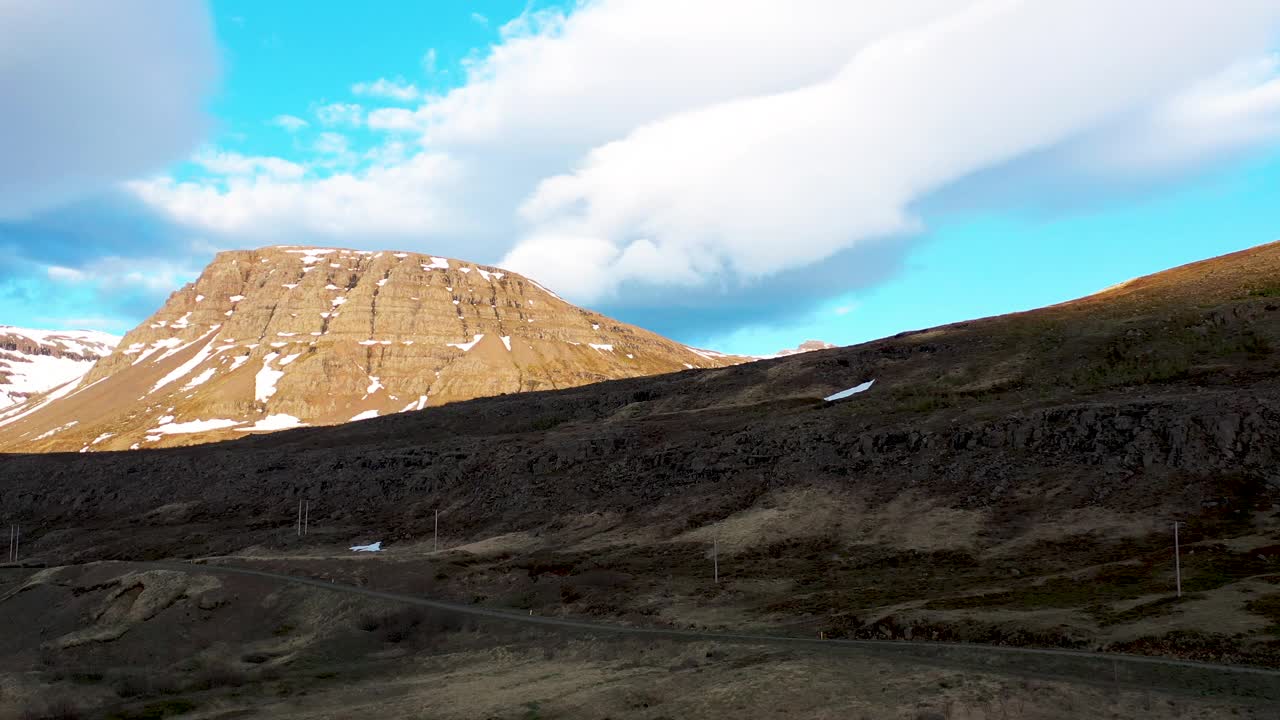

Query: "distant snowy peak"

xmin=760 ymin=339 xmax=837 ymax=360
xmin=0 ymin=327 xmax=119 ymax=409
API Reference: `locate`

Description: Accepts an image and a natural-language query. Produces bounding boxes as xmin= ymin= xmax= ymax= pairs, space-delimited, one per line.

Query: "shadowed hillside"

xmin=3 ymin=241 xmax=1280 ymax=669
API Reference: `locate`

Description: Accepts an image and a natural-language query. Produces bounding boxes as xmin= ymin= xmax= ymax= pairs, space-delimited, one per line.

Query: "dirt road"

xmin=143 ymin=559 xmax=1280 ymax=702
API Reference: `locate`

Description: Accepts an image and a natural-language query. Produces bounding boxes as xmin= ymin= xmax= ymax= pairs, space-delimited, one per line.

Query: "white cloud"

xmin=92 ymin=256 xmax=198 ymax=292
xmin=128 ymin=152 xmax=463 ymax=240
xmin=313 ymin=132 xmax=351 ymax=156
xmin=131 ymin=0 xmax=1280 ymax=309
xmin=46 ymin=256 xmax=197 ymax=292
xmin=500 ymin=0 xmax=1280 ymax=300
xmin=352 ymin=77 xmax=420 ymax=102
xmin=46 ymin=266 xmax=87 ymax=282
xmin=35 ymin=315 xmax=121 ymax=330
xmin=367 ymin=107 xmax=429 ymax=132
xmin=271 ymin=114 xmax=309 ymax=132
xmin=422 ymin=49 xmax=438 ymax=75
xmin=470 ymin=12 xmax=489 ymax=26
xmin=193 ymin=150 xmax=306 ymax=180
xmin=364 ymin=141 xmax=411 ymax=168
xmin=314 ymin=102 xmax=363 ymax=127
xmin=0 ymin=0 xmax=216 ymax=219
xmin=422 ymin=1 xmax=940 ymax=149
xmin=1069 ymin=54 xmax=1280 ymax=177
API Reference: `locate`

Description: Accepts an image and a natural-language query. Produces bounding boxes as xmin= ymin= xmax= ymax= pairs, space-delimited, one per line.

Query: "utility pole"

xmin=1174 ymin=521 xmax=1182 ymax=598
xmin=713 ymin=535 xmax=719 ymax=584
xmin=434 ymin=510 xmax=439 ymax=552
xmin=304 ymin=501 xmax=309 ymax=536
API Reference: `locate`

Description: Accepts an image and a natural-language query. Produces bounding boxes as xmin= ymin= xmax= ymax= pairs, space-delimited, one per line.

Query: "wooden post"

xmin=434 ymin=510 xmax=439 ymax=552
xmin=304 ymin=501 xmax=309 ymax=536
xmin=296 ymin=499 xmax=302 ymax=538
xmin=713 ymin=535 xmax=719 ymax=584
xmin=1174 ymin=521 xmax=1182 ymax=598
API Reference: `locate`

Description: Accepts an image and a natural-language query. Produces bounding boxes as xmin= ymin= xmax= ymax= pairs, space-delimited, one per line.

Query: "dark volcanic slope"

xmin=4 ymin=241 xmax=1279 ymax=549
xmin=7 ymin=241 xmax=1280 ymax=666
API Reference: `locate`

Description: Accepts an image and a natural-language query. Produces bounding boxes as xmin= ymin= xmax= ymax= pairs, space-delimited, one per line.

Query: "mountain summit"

xmin=0 ymin=246 xmax=741 ymax=452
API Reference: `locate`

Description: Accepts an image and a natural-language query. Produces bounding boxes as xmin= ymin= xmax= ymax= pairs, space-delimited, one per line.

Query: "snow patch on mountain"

xmin=150 ymin=418 xmax=242 ymax=435
xmin=255 ymin=353 xmax=285 ymax=403
xmin=237 ymin=414 xmax=307 ymax=432
xmin=447 ymin=334 xmax=484 ymax=352
xmin=0 ymin=326 xmax=119 ymax=410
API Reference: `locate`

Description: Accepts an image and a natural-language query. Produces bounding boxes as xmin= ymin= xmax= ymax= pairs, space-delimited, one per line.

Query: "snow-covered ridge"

xmin=0 ymin=326 xmax=119 ymax=410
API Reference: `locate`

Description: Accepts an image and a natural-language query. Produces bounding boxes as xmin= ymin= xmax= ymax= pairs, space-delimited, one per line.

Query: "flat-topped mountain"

xmin=0 ymin=246 xmax=742 ymax=452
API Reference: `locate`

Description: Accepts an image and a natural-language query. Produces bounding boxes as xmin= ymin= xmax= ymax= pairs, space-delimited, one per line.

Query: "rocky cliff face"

xmin=0 ymin=247 xmax=742 ymax=452
xmin=0 ymin=327 xmax=117 ymax=409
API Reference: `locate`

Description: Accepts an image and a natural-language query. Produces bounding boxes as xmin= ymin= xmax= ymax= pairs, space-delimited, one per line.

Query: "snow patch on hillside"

xmin=181 ymin=367 xmax=217 ymax=391
xmin=0 ymin=352 xmax=105 ymax=409
xmin=150 ymin=418 xmax=242 ymax=435
xmin=150 ymin=329 xmax=222 ymax=393
xmin=447 ymin=334 xmax=484 ymax=352
xmin=34 ymin=420 xmax=78 ymax=441
xmin=686 ymin=346 xmax=730 ymax=361
xmin=255 ymin=353 xmax=285 ymax=403
xmin=400 ymin=395 xmax=428 ymax=413
xmin=0 ymin=368 xmax=97 ymax=425
xmin=527 ymin=279 xmax=563 ymax=301
xmin=824 ymin=380 xmax=875 ymax=402
xmin=237 ymin=414 xmax=307 ymax=432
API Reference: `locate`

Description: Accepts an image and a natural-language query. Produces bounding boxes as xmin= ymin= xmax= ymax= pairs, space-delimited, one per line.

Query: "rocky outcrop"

xmin=0 ymin=247 xmax=742 ymax=452
xmin=767 ymin=339 xmax=837 ymax=358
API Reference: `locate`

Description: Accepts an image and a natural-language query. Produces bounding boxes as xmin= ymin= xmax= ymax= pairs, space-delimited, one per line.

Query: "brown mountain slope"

xmin=0 ymin=246 xmax=741 ymax=452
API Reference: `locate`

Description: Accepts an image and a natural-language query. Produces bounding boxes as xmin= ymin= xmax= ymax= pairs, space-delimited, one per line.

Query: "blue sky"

xmin=200 ymin=1 xmax=543 ymax=164
xmin=2 ymin=1 xmax=1279 ymax=356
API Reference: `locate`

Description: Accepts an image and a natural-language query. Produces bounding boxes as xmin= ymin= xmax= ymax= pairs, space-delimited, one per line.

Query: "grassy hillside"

xmin=3 ymin=241 xmax=1280 ymax=667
